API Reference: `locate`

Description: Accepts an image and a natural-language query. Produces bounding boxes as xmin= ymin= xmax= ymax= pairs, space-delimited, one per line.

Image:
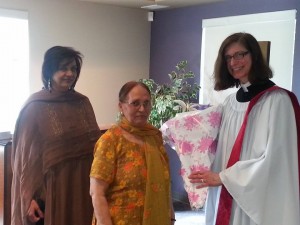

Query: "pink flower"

xmin=188 ymin=192 xmax=199 ymax=202
xmin=208 ymin=140 xmax=217 ymax=154
xmin=208 ymin=111 xmax=222 ymax=128
xmin=178 ymin=141 xmax=194 ymax=155
xmin=190 ymin=164 xmax=209 ymax=172
xmin=197 ymin=137 xmax=214 ymax=153
xmin=174 ymin=120 xmax=181 ymax=128
xmin=183 ymin=115 xmax=202 ymax=130
xmin=180 ymin=168 xmax=186 ymax=176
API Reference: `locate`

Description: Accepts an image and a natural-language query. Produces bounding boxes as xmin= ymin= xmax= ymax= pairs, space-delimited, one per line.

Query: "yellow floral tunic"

xmin=90 ymin=125 xmax=170 ymax=225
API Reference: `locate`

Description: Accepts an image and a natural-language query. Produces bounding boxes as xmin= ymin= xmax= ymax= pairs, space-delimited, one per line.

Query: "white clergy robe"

xmin=205 ymin=89 xmax=300 ymax=225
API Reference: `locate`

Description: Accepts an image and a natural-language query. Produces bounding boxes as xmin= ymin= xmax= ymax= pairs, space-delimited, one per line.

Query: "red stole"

xmin=215 ymin=86 xmax=300 ymax=225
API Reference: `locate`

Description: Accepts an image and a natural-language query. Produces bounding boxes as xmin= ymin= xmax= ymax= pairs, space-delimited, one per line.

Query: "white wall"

xmin=0 ymin=0 xmax=151 ymax=126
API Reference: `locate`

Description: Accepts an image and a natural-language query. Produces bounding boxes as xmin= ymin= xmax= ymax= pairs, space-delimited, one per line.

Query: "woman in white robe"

xmin=189 ymin=32 xmax=300 ymax=225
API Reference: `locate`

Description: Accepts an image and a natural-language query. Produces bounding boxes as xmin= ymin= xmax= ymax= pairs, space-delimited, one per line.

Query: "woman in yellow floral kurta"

xmin=90 ymin=81 xmax=175 ymax=225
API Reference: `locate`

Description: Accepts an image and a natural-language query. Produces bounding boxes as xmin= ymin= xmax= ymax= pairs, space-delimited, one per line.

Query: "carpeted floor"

xmin=175 ymin=209 xmax=205 ymax=225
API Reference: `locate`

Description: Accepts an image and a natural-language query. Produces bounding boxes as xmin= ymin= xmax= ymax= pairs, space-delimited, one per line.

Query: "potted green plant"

xmin=140 ymin=60 xmax=201 ymax=128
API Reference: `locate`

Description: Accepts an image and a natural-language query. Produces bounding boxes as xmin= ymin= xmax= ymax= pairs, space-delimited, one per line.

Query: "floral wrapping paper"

xmin=161 ymin=105 xmax=222 ymax=209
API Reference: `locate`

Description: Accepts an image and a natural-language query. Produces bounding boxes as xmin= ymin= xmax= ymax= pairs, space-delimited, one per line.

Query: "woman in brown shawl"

xmin=11 ymin=46 xmax=101 ymax=225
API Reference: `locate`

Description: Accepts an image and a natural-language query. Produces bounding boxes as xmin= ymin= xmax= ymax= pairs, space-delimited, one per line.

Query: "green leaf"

xmin=140 ymin=60 xmax=201 ymax=128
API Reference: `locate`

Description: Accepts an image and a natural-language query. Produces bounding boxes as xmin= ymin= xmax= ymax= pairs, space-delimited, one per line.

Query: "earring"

xmin=69 ymin=78 xmax=77 ymax=92
xmin=117 ymin=111 xmax=123 ymax=122
xmin=48 ymin=79 xmax=52 ymax=92
xmin=68 ymin=82 xmax=75 ymax=92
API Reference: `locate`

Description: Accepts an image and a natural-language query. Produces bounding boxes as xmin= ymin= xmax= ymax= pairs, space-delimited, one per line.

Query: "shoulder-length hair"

xmin=42 ymin=46 xmax=83 ymax=90
xmin=213 ymin=32 xmax=273 ymax=91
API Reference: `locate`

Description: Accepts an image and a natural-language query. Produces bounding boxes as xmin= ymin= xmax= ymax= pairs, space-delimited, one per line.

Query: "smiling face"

xmin=51 ymin=59 xmax=78 ymax=92
xmin=225 ymin=42 xmax=252 ymax=84
xmin=119 ymin=85 xmax=152 ymax=127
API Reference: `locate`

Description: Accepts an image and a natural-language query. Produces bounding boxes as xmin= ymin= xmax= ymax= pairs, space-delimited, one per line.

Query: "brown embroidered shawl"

xmin=11 ymin=89 xmax=101 ymax=225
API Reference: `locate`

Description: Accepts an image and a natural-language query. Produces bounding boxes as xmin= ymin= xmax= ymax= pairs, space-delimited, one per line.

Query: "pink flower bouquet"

xmin=161 ymin=104 xmax=222 ymax=209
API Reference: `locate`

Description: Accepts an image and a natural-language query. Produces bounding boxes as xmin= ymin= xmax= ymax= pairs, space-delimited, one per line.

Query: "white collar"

xmin=241 ymin=81 xmax=251 ymax=92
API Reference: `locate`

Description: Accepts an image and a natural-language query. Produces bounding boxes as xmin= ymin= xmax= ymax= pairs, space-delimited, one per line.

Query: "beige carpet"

xmin=175 ymin=210 xmax=205 ymax=225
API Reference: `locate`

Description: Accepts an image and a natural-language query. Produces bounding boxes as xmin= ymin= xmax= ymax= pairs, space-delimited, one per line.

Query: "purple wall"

xmin=150 ymin=0 xmax=300 ymax=209
xmin=150 ymin=0 xmax=300 ymax=98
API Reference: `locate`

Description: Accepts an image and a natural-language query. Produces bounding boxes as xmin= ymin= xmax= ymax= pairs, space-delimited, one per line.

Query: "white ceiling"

xmin=79 ymin=0 xmax=223 ymax=10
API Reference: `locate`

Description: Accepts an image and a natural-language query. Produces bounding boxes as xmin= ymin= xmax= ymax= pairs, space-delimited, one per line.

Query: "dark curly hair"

xmin=213 ymin=32 xmax=273 ymax=91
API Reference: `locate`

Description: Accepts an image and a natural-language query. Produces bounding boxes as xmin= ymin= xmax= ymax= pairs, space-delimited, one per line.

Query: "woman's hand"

xmin=188 ymin=170 xmax=222 ymax=188
xmin=27 ymin=199 xmax=44 ymax=223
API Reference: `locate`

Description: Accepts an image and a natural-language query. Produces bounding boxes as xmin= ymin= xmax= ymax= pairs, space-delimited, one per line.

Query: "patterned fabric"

xmin=11 ymin=89 xmax=101 ymax=225
xmin=90 ymin=118 xmax=171 ymax=225
xmin=161 ymin=105 xmax=222 ymax=209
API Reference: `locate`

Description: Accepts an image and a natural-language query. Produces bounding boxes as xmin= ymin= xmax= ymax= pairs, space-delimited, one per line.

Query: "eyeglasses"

xmin=123 ymin=100 xmax=152 ymax=109
xmin=224 ymin=51 xmax=249 ymax=63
